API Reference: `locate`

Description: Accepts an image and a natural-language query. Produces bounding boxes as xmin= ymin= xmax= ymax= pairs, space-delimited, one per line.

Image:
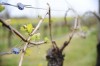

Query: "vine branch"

xmin=18 ymin=11 xmax=48 ymax=66
xmin=47 ymin=3 xmax=52 ymax=42
xmin=0 ymin=19 xmax=27 ymax=42
xmin=60 ymin=15 xmax=79 ymax=52
xmin=83 ymin=11 xmax=100 ymax=21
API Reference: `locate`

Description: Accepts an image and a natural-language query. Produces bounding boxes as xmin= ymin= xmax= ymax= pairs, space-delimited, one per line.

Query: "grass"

xmin=0 ymin=18 xmax=97 ymax=66
xmin=10 ymin=18 xmax=64 ymax=25
xmin=1 ymin=30 xmax=97 ymax=66
xmin=63 ymin=35 xmax=97 ymax=66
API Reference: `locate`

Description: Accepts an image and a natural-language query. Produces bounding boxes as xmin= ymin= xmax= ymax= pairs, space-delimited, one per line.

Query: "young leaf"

xmin=25 ymin=48 xmax=32 ymax=56
xmin=44 ymin=37 xmax=49 ymax=43
xmin=26 ymin=24 xmax=34 ymax=33
xmin=35 ymin=33 xmax=40 ymax=40
xmin=20 ymin=24 xmax=34 ymax=34
xmin=20 ymin=26 xmax=26 ymax=31
xmin=31 ymin=33 xmax=40 ymax=41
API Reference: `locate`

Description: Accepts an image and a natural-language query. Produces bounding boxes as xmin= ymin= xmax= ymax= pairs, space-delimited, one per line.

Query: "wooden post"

xmin=96 ymin=1 xmax=100 ymax=66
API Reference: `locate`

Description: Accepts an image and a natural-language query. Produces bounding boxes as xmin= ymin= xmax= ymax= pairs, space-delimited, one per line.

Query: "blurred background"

xmin=0 ymin=0 xmax=99 ymax=66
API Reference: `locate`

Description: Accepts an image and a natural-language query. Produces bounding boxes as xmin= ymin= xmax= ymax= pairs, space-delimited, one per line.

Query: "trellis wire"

xmin=0 ymin=1 xmax=77 ymax=55
xmin=0 ymin=2 xmax=68 ymax=12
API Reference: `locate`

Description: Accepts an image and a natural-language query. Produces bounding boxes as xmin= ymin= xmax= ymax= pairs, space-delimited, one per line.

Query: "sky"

xmin=0 ymin=0 xmax=98 ymax=17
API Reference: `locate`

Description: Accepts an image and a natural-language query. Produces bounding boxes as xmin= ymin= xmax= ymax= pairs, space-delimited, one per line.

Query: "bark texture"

xmin=46 ymin=47 xmax=64 ymax=66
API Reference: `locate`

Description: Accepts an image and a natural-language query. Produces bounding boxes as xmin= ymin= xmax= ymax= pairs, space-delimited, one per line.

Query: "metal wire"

xmin=0 ymin=2 xmax=67 ymax=12
xmin=0 ymin=1 xmax=78 ymax=55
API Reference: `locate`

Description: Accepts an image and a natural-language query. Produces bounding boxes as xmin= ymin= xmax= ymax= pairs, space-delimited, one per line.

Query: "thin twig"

xmin=60 ymin=30 xmax=75 ymax=52
xmin=83 ymin=11 xmax=100 ymax=21
xmin=0 ymin=19 xmax=27 ymax=42
xmin=64 ymin=9 xmax=70 ymax=25
xmin=82 ymin=11 xmax=100 ymax=41
xmin=64 ymin=8 xmax=80 ymax=27
xmin=52 ymin=41 xmax=59 ymax=50
xmin=74 ymin=16 xmax=79 ymax=30
xmin=0 ymin=52 xmax=12 ymax=56
xmin=60 ymin=15 xmax=79 ymax=52
xmin=47 ymin=3 xmax=52 ymax=42
xmin=30 ymin=41 xmax=47 ymax=45
xmin=47 ymin=3 xmax=59 ymax=48
xmin=18 ymin=12 xmax=48 ymax=66
xmin=28 ymin=41 xmax=47 ymax=48
xmin=30 ymin=12 xmax=48 ymax=36
xmin=18 ymin=38 xmax=30 ymax=66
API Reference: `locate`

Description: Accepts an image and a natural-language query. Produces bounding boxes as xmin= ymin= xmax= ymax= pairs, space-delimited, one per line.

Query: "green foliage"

xmin=2 ymin=32 xmax=97 ymax=66
xmin=20 ymin=25 xmax=27 ymax=31
xmin=66 ymin=17 xmax=73 ymax=21
xmin=81 ymin=26 xmax=88 ymax=32
xmin=20 ymin=23 xmax=34 ymax=34
xmin=27 ymin=24 xmax=34 ymax=33
xmin=31 ymin=33 xmax=41 ymax=41
xmin=63 ymin=34 xmax=97 ymax=66
xmin=25 ymin=48 xmax=32 ymax=56
xmin=0 ymin=5 xmax=5 ymax=12
xmin=0 ymin=23 xmax=2 ymax=26
xmin=1 ymin=18 xmax=97 ymax=66
xmin=44 ymin=37 xmax=49 ymax=43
